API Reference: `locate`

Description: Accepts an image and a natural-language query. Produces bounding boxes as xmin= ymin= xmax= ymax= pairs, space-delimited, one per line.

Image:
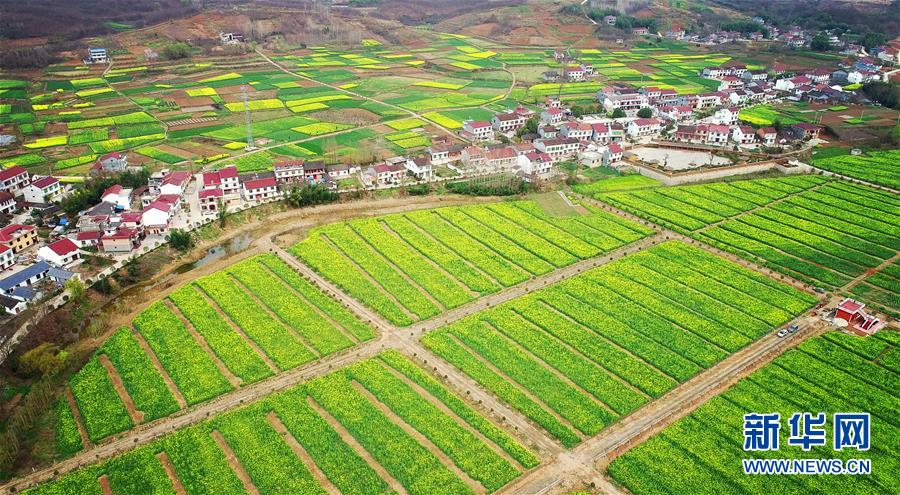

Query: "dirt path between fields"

xmin=98 ymin=354 xmax=145 ymax=424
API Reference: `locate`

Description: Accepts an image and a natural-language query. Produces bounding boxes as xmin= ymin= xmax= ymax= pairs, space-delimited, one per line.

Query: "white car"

xmin=777 ymin=329 xmax=789 ymax=338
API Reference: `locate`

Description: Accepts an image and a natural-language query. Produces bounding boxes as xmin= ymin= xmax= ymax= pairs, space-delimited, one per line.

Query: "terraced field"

xmin=608 ymin=331 xmax=900 ymax=495
xmin=33 ymin=352 xmax=538 ymax=495
xmin=422 ymin=241 xmax=816 ymax=447
xmin=290 ymin=200 xmax=654 ymax=326
xmin=57 ymin=254 xmax=375 ymax=447
xmin=594 ymin=176 xmax=900 ymax=312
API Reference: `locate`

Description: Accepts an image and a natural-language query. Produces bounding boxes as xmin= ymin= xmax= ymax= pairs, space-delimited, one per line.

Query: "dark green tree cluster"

xmin=60 ymin=168 xmax=151 ymax=217
xmin=284 ymin=183 xmax=339 ymax=208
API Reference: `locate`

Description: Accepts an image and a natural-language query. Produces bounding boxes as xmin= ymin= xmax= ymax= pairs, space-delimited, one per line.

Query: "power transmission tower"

xmin=241 ymin=85 xmax=256 ymax=151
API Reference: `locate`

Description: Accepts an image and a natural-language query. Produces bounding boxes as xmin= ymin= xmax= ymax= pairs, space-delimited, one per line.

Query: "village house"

xmin=428 ymin=143 xmax=463 ymax=165
xmin=603 ymin=15 xmax=616 ymax=25
xmin=22 ymin=176 xmax=62 ymax=204
xmin=701 ymin=66 xmax=729 ymax=79
xmin=731 ymin=126 xmax=757 ymax=145
xmin=302 ymin=161 xmax=328 ymax=184
xmin=803 ymin=68 xmax=832 ymax=84
xmin=0 ymin=262 xmax=52 ymax=314
xmin=141 ymin=200 xmax=175 ymax=235
xmin=876 ymin=47 xmax=899 ymax=64
xmin=597 ymin=88 xmax=648 ymax=112
xmin=534 ymin=137 xmax=580 ymax=161
xmin=775 ymin=75 xmax=811 ymax=92
xmin=559 ymin=122 xmax=593 ymax=140
xmin=516 ymin=152 xmax=554 ymax=179
xmin=271 ymin=161 xmax=305 ymax=184
xmin=158 ymin=171 xmax=191 ymax=196
xmin=0 ymin=224 xmax=37 ymax=253
xmin=712 ymin=107 xmax=740 ymax=126
xmin=87 ymin=47 xmax=108 ymax=64
xmin=540 ymin=107 xmax=565 ymax=126
xmin=374 ymin=163 xmax=406 ymax=186
xmin=632 ymin=27 xmax=650 ymax=36
xmin=461 ymin=120 xmax=495 ymax=141
xmin=757 ymin=127 xmax=777 ymax=146
xmin=242 ymin=174 xmax=281 ymax=201
xmin=718 ymin=76 xmax=744 ymax=91
xmin=93 ymin=152 xmax=128 ymax=173
xmin=404 ymin=157 xmax=434 ymax=181
xmin=542 ymin=70 xmax=560 ymax=82
xmin=695 ymin=92 xmax=725 ymax=109
xmin=199 ymin=188 xmax=224 ymax=214
xmin=626 ymin=118 xmax=661 ymax=138
xmin=484 ymin=147 xmax=518 ymax=171
xmin=605 ymin=142 xmax=624 ymax=164
xmin=789 ymin=123 xmax=822 ymax=140
xmin=460 ymin=146 xmax=486 ymax=168
xmin=71 ymin=230 xmax=103 ymax=248
xmin=657 ymin=105 xmax=693 ymax=122
xmin=100 ymin=184 xmax=132 ymax=211
xmin=590 ymin=123 xmax=610 ymax=142
xmin=741 ymin=70 xmax=769 ymax=82
xmin=101 ymin=227 xmax=142 ymax=254
xmin=202 ymin=165 xmax=241 ymax=195
xmin=538 ymin=125 xmax=559 ymax=139
xmin=0 ymin=166 xmax=31 ymax=194
xmin=491 ymin=112 xmax=526 ymax=133
xmin=0 ymin=245 xmax=13 ymax=271
xmin=706 ymin=124 xmax=731 ymax=145
xmin=37 ymin=238 xmax=80 ymax=267
xmin=564 ymin=66 xmax=586 ymax=82
xmin=0 ymin=192 xmax=15 ymax=215
xmin=835 ymin=298 xmax=885 ymax=336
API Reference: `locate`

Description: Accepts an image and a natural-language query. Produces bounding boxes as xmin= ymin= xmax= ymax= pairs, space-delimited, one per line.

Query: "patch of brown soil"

xmin=98 ymin=354 xmax=145 ymax=424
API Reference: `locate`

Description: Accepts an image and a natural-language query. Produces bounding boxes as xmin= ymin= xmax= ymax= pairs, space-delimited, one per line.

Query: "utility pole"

xmin=241 ymin=85 xmax=256 ymax=152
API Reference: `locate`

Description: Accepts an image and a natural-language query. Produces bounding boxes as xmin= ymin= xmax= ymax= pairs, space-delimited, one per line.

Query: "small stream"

xmin=174 ymin=233 xmax=254 ymax=274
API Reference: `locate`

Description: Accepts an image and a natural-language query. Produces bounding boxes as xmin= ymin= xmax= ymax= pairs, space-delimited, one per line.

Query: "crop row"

xmin=812 ymin=149 xmax=900 ymax=189
xmin=227 ymin=260 xmax=356 ymax=355
xmin=292 ymin=200 xmax=650 ymax=325
xmin=422 ymin=241 xmax=813 ymax=447
xmin=609 ymin=334 xmax=900 ymax=494
xmin=33 ymin=352 xmax=535 ymax=495
xmin=169 ymin=285 xmax=274 ymax=383
xmin=196 ymin=272 xmax=316 ymax=369
xmin=134 ymin=302 xmax=233 ymax=405
xmin=58 ymin=254 xmax=374 ymax=445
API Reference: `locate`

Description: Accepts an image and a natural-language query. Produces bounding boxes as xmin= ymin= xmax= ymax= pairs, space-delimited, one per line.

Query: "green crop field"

xmin=423 ymin=241 xmax=815 ymax=446
xmin=811 ymin=148 xmax=900 ymax=189
xmin=291 ymin=200 xmax=654 ymax=326
xmin=56 ymin=254 xmax=375 ymax=444
xmin=609 ymin=331 xmax=900 ymax=495
xmin=30 ymin=351 xmax=537 ymax=495
xmin=593 ymin=176 xmax=900 ymax=313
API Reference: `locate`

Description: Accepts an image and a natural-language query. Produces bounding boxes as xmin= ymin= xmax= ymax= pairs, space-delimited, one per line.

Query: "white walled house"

xmin=37 ymin=238 xmax=80 ymax=267
xmin=0 ymin=166 xmax=31 ymax=193
xmin=0 ymin=245 xmax=13 ymax=271
xmin=491 ymin=112 xmax=526 ymax=133
xmin=626 ymin=118 xmax=661 ymax=138
xmin=731 ymin=126 xmax=757 ymax=145
xmin=757 ymin=127 xmax=777 ymax=146
xmin=534 ymin=138 xmax=580 ymax=161
xmin=461 ymin=120 xmax=495 ymax=141
xmin=516 ymin=152 xmax=554 ymax=179
xmin=539 ymin=107 xmax=565 ymax=126
xmin=404 ymin=157 xmax=434 ymax=181
xmin=22 ymin=176 xmax=61 ymax=204
xmin=0 ymin=192 xmax=15 ymax=215
xmin=242 ymin=176 xmax=281 ymax=201
xmin=559 ymin=122 xmax=593 ymax=140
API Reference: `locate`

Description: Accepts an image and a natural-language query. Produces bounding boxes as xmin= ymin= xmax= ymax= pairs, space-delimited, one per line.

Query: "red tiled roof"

xmin=632 ymin=118 xmax=659 ymax=126
xmin=273 ymin=160 xmax=304 ymax=170
xmin=202 ymin=172 xmax=222 ymax=187
xmin=102 ymin=185 xmax=123 ymax=197
xmin=199 ymin=188 xmax=224 ymax=199
xmin=218 ymin=166 xmax=238 ymax=178
xmin=608 ymin=143 xmax=623 ymax=153
xmin=0 ymin=166 xmax=28 ymax=181
xmin=466 ymin=120 xmax=492 ymax=129
xmin=100 ymin=152 xmax=123 ymax=161
xmin=76 ymin=231 xmax=103 ymax=241
xmin=838 ymin=299 xmax=864 ymax=313
xmin=31 ymin=176 xmax=58 ymax=189
xmin=162 ymin=171 xmax=190 ymax=187
xmin=47 ymin=238 xmax=78 ymax=256
xmin=0 ymin=191 xmax=13 ymax=203
xmin=0 ymin=224 xmax=34 ymax=242
xmin=144 ymin=201 xmax=172 ymax=213
xmin=243 ymin=177 xmax=277 ymax=190
xmin=156 ymin=194 xmax=180 ymax=204
xmin=103 ymin=227 xmax=138 ymax=240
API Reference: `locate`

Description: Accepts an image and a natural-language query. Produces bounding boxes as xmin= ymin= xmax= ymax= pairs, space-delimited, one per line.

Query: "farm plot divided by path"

xmin=608 ymin=331 xmax=900 ymax=495
xmin=28 ymin=352 xmax=538 ymax=495
xmin=290 ymin=200 xmax=654 ymax=326
xmin=421 ymin=241 xmax=816 ymax=448
xmin=57 ymin=254 xmax=375 ymax=448
xmin=811 ymin=148 xmax=900 ymax=189
xmin=593 ymin=176 xmax=900 ymax=310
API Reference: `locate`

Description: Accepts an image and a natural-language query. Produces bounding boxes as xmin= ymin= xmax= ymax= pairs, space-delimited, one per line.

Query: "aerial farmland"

xmin=0 ymin=1 xmax=898 ymax=495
